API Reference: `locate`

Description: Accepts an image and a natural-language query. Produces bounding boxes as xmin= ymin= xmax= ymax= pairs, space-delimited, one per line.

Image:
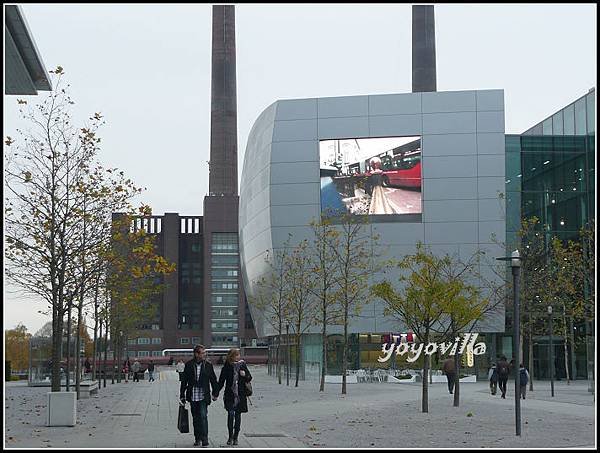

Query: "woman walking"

xmin=217 ymin=348 xmax=252 ymax=446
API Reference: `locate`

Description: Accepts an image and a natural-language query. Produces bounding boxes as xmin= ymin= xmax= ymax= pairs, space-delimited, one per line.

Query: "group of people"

xmin=179 ymin=344 xmax=252 ymax=447
xmin=441 ymin=355 xmax=530 ymax=400
xmin=488 ymin=356 xmax=529 ymax=399
xmin=122 ymin=358 xmax=156 ymax=383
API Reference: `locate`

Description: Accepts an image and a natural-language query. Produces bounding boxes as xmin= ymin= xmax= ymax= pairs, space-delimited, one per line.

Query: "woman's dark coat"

xmin=217 ymin=361 xmax=252 ymax=413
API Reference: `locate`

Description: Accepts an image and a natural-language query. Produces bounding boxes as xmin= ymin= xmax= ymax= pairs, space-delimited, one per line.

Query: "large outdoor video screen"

xmin=320 ymin=136 xmax=422 ymax=217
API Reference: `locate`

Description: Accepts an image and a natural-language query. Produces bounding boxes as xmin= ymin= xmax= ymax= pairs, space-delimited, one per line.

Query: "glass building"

xmin=504 ymin=88 xmax=595 ymax=381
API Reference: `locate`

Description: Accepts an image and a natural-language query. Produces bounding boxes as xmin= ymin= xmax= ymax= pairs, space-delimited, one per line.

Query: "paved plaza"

xmin=4 ymin=365 xmax=596 ymax=449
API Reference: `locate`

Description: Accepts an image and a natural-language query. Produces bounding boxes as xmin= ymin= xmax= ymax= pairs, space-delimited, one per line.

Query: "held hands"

xmin=180 ymin=398 xmax=186 ymax=406
xmin=212 ymin=394 xmax=218 ymax=401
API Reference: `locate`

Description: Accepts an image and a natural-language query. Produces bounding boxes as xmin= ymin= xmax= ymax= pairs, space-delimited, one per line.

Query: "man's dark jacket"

xmin=179 ymin=359 xmax=219 ymax=404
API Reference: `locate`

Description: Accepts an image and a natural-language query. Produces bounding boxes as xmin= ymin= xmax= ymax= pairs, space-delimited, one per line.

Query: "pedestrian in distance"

xmin=496 ymin=356 xmax=510 ymax=399
xmin=123 ymin=357 xmax=131 ymax=383
xmin=519 ymin=364 xmax=530 ymax=399
xmin=441 ymin=357 xmax=456 ymax=395
xmin=84 ymin=357 xmax=92 ymax=379
xmin=132 ymin=359 xmax=141 ymax=383
xmin=148 ymin=360 xmax=156 ymax=382
xmin=488 ymin=362 xmax=498 ymax=395
xmin=176 ymin=359 xmax=185 ymax=381
xmin=217 ymin=348 xmax=253 ymax=446
xmin=180 ymin=344 xmax=219 ymax=447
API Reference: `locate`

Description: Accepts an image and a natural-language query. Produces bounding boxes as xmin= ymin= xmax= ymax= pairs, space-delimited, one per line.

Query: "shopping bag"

xmin=177 ymin=404 xmax=189 ymax=433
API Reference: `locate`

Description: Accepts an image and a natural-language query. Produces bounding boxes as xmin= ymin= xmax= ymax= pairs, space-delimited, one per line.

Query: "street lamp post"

xmin=548 ymin=305 xmax=554 ymax=397
xmin=286 ymin=324 xmax=290 ymax=386
xmin=497 ymin=249 xmax=522 ymax=436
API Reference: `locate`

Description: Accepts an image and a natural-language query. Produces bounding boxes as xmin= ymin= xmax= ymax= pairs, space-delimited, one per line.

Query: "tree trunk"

xmin=277 ymin=325 xmax=282 ymax=385
xmin=453 ymin=352 xmax=460 ymax=407
xmin=422 ymin=336 xmax=429 ymax=413
xmin=529 ymin=319 xmax=534 ymax=391
xmin=320 ymin=321 xmax=327 ymax=392
xmin=97 ymin=318 xmax=102 ymax=389
xmin=66 ymin=298 xmax=72 ymax=391
xmin=102 ymin=321 xmax=108 ymax=388
xmin=342 ymin=307 xmax=348 ymax=395
xmin=75 ymin=302 xmax=83 ymax=399
xmin=569 ymin=316 xmax=577 ymax=380
xmin=51 ymin=304 xmax=64 ymax=392
xmin=562 ymin=306 xmax=570 ymax=384
xmin=92 ymin=280 xmax=99 ymax=384
xmin=295 ymin=333 xmax=301 ymax=387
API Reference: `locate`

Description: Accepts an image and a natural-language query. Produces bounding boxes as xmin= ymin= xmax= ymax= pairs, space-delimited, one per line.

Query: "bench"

xmin=79 ymin=380 xmax=99 ymax=398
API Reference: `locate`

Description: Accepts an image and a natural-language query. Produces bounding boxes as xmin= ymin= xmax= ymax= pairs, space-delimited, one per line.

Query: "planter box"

xmin=46 ymin=391 xmax=76 ymax=426
xmin=325 ymin=374 xmax=358 ymax=384
xmin=388 ymin=375 xmax=416 ymax=383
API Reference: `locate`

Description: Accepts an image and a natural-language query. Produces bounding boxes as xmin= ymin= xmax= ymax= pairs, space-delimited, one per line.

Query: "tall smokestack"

xmin=209 ymin=5 xmax=237 ymax=195
xmin=412 ymin=5 xmax=437 ymax=92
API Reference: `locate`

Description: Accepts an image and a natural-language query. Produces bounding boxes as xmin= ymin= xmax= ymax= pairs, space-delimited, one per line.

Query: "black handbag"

xmin=177 ymin=404 xmax=189 ymax=433
xmin=245 ymin=381 xmax=253 ymax=396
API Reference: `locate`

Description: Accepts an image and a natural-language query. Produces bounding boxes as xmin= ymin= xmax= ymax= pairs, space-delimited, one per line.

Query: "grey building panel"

xmin=317 ymin=95 xmax=369 ymax=118
xmin=422 ymin=90 xmax=476 ymax=113
xmin=318 ymin=116 xmax=369 ymax=140
xmin=479 ymin=221 xmax=506 ymax=245
xmin=373 ymin=244 xmax=418 ymax=263
xmin=477 ymin=177 xmax=506 ymax=199
xmin=422 ymin=155 xmax=478 ymax=178
xmin=423 ymin=199 xmax=478 ymax=223
xmin=241 ymin=228 xmax=272 ymax=265
xmin=275 ymin=98 xmax=318 ymax=120
xmin=272 ymin=119 xmax=318 ymax=142
xmin=369 ymin=92 xmax=422 ymax=116
xmin=478 ymin=198 xmax=505 ymax=222
xmin=423 ymin=178 xmax=478 ymax=201
xmin=476 ymin=133 xmax=505 ymax=155
xmin=241 ymin=90 xmax=506 ymax=337
xmin=422 ymin=112 xmax=477 ymax=135
xmin=478 ymin=244 xmax=507 ymax=266
xmin=240 ymin=205 xmax=271 ymax=245
xmin=369 ymin=114 xmax=422 ymax=138
xmin=270 ymin=183 xmax=319 ymax=206
xmin=371 ymin=223 xmax=425 ymax=245
xmin=476 ymin=90 xmax=504 ymax=111
xmin=421 ymin=133 xmax=477 ymax=157
xmin=5 ymin=26 xmax=36 ymax=95
xmin=271 ymin=226 xmax=315 ymax=249
xmin=270 ymin=161 xmax=319 ymax=184
xmin=270 ymin=141 xmax=318 ymax=163
xmin=478 ymin=155 xmax=505 ymax=177
xmin=424 ymin=222 xmax=479 ymax=244
xmin=476 ymin=111 xmax=505 ymax=133
xmin=270 ymin=204 xmax=320 ymax=227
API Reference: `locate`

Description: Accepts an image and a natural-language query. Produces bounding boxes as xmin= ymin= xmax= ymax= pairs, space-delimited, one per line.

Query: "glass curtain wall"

xmin=211 ymin=233 xmax=240 ymax=347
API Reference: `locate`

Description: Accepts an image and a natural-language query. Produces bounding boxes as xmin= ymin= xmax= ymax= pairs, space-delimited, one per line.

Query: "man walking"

xmin=148 ymin=360 xmax=156 ymax=382
xmin=442 ymin=357 xmax=456 ymax=394
xmin=496 ymin=356 xmax=510 ymax=399
xmin=132 ymin=359 xmax=141 ymax=383
xmin=180 ymin=345 xmax=219 ymax=447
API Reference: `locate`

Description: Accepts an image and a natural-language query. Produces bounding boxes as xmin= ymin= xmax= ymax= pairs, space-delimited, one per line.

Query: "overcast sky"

xmin=3 ymin=3 xmax=597 ymax=334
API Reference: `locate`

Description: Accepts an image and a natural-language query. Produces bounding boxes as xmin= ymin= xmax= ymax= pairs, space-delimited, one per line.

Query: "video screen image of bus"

xmin=320 ymin=136 xmax=422 ymax=216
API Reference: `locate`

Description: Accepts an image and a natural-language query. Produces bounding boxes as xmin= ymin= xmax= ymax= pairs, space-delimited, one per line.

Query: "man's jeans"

xmin=148 ymin=371 xmax=154 ymax=381
xmin=190 ymin=401 xmax=209 ymax=442
xmin=446 ymin=373 xmax=456 ymax=393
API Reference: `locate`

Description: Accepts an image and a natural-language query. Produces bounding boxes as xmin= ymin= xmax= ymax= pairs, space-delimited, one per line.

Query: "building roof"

xmin=5 ymin=5 xmax=52 ymax=95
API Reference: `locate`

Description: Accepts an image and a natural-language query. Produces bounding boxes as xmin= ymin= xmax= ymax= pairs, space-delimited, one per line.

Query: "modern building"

xmin=113 ymin=5 xmax=257 ymax=358
xmin=240 ymin=89 xmax=508 ymax=378
xmin=504 ymin=88 xmax=595 ymax=381
xmin=4 ymin=5 xmax=51 ymax=95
